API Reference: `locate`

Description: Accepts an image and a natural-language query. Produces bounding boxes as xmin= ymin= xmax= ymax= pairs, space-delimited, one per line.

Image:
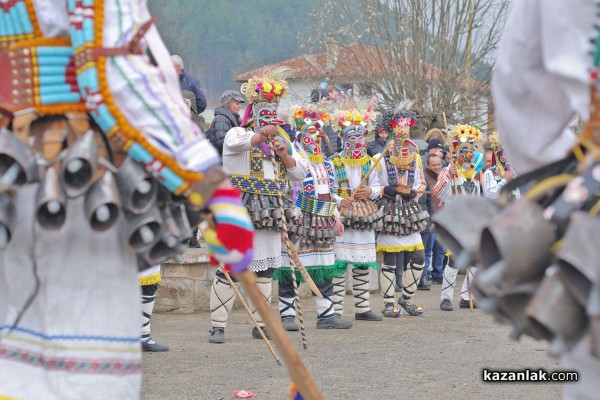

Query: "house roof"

xmin=236 ymin=43 xmax=439 ymax=82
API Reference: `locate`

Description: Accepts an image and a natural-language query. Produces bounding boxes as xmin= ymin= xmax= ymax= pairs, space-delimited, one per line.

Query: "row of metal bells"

xmin=432 ymin=196 xmax=500 ymax=269
xmin=434 ymin=189 xmax=600 ymax=359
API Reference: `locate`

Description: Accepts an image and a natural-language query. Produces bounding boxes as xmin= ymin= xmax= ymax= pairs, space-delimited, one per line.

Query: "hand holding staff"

xmin=340 ymin=140 xmax=394 ymax=214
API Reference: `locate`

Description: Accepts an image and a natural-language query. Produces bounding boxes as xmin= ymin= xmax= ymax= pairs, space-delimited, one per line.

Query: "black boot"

xmin=209 ymin=328 xmax=225 ymax=344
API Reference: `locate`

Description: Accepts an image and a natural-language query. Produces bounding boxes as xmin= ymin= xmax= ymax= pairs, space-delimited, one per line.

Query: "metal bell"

xmin=61 ymin=130 xmax=99 ymax=198
xmin=116 ymin=157 xmax=157 ymax=215
xmin=526 ymin=266 xmax=588 ymax=357
xmin=84 ymin=171 xmax=120 ymax=231
xmin=433 ymin=196 xmax=499 ymax=270
xmin=145 ymin=230 xmax=181 ymax=265
xmin=0 ymin=129 xmax=38 ymax=189
xmin=161 ymin=204 xmax=191 ymax=242
xmin=0 ymin=193 xmax=16 ymax=248
xmin=35 ymin=164 xmax=67 ymax=230
xmin=480 ymin=199 xmax=555 ymax=287
xmin=555 ymin=212 xmax=600 ymax=306
xmin=123 ymin=206 xmax=163 ymax=253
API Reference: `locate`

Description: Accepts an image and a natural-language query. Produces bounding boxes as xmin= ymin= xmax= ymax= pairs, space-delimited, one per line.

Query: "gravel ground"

xmin=142 ymin=283 xmax=564 ymax=400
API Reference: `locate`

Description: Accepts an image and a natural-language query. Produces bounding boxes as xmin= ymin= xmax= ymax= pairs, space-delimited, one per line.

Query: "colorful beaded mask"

xmin=332 ymin=100 xmax=375 ymax=160
xmin=341 ymin=125 xmax=368 ymax=159
xmin=253 ymin=101 xmax=281 ymax=133
xmin=290 ymin=105 xmax=332 ymax=156
xmin=450 ymin=124 xmax=482 ymax=179
xmin=240 ymin=67 xmax=290 ymax=131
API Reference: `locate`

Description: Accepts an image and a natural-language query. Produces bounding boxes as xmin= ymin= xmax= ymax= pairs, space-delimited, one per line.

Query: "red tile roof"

xmin=235 ymin=44 xmax=440 ymax=82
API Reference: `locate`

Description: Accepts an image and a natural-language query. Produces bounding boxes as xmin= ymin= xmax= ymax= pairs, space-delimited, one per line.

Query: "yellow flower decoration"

xmin=263 ymin=82 xmax=273 ymax=92
xmin=273 ymin=83 xmax=283 ymax=95
xmin=294 ymin=109 xmax=305 ymax=119
xmin=322 ymin=113 xmax=330 ymax=124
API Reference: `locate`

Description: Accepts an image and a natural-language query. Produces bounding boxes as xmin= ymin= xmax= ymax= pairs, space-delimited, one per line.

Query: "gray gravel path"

xmin=142 ymin=284 xmax=563 ymax=400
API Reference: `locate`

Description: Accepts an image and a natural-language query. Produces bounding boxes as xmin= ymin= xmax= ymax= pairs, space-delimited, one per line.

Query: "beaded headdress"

xmin=332 ymin=97 xmax=376 ymax=161
xmin=449 ymin=124 xmax=482 ymax=179
xmin=375 ymin=100 xmax=417 ymax=141
xmin=240 ymin=67 xmax=291 ymax=133
xmin=289 ymin=104 xmax=332 ymax=161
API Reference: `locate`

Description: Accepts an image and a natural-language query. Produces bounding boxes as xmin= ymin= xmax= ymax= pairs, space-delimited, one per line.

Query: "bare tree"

xmin=302 ymin=0 xmax=510 ymax=134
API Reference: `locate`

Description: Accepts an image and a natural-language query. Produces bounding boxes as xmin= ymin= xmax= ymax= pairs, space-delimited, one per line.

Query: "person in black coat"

xmin=172 ymin=55 xmax=207 ymax=114
xmin=367 ymin=126 xmax=389 ymax=157
xmin=206 ymin=90 xmax=245 ymax=157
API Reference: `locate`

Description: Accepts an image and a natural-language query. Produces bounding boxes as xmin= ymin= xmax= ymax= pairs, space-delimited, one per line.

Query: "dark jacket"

xmin=179 ymin=71 xmax=207 ymax=114
xmin=322 ymin=125 xmax=339 ymax=156
xmin=367 ymin=137 xmax=387 ymax=157
xmin=418 ymin=182 xmax=434 ymax=233
xmin=424 ymin=168 xmax=442 ymax=212
xmin=207 ymin=107 xmax=240 ymax=156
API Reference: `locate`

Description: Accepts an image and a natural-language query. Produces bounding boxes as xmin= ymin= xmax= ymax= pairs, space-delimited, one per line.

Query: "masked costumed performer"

xmin=433 ymin=125 xmax=483 ymax=311
xmin=208 ymin=68 xmax=308 ymax=343
xmin=276 ymin=104 xmax=353 ymax=330
xmin=330 ymin=100 xmax=384 ymax=322
xmin=374 ymin=104 xmax=429 ymax=317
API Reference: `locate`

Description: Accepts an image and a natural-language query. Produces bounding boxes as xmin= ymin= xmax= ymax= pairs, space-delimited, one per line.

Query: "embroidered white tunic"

xmin=223 ymin=127 xmax=307 ymax=271
xmin=332 ymin=161 xmax=381 ymax=265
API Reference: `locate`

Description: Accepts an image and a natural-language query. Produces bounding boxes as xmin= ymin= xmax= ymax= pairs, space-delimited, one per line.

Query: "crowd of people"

xmin=141 ymin=56 xmax=523 ymax=349
xmin=1 ymin=0 xmax=600 ymax=399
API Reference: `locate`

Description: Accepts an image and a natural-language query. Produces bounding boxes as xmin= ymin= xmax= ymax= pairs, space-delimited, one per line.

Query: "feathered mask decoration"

xmin=240 ymin=66 xmax=291 ymax=104
xmin=375 ymin=100 xmax=416 ymax=137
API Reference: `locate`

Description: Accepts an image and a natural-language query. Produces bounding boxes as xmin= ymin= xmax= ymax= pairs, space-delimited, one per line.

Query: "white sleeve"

xmin=368 ymin=161 xmax=381 ymax=200
xmin=481 ymin=170 xmax=507 ymax=200
xmin=285 ymin=150 xmax=309 ymax=182
xmin=223 ymin=127 xmax=254 ymax=154
xmin=492 ymin=0 xmax=594 ymax=174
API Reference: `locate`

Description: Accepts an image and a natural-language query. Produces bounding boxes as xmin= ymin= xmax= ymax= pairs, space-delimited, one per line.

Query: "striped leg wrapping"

xmin=141 ymin=284 xmax=157 ymax=341
xmin=380 ymin=265 xmax=396 ymax=304
xmin=316 ymin=296 xmax=335 ymax=320
xmin=331 ymin=277 xmax=346 ymax=315
xmin=460 ymin=266 xmax=478 ymax=301
xmin=441 ymin=265 xmax=458 ymax=301
xmin=210 ymin=275 xmax=236 ymax=328
xmin=247 ymin=276 xmax=272 ymax=327
xmin=352 ymin=268 xmax=371 ymax=314
xmin=402 ymin=260 xmax=424 ymax=300
xmin=279 ymin=296 xmax=296 ymax=319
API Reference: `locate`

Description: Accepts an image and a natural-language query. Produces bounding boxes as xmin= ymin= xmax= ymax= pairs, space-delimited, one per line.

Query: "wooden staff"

xmin=222 ymin=266 xmax=283 ymax=364
xmin=199 ymin=222 xmax=323 ymax=399
xmin=339 ymin=140 xmax=394 ymax=215
xmin=236 ymin=269 xmax=323 ymax=399
xmin=269 ymin=134 xmax=310 ymax=350
xmin=199 ymin=221 xmax=281 ymax=364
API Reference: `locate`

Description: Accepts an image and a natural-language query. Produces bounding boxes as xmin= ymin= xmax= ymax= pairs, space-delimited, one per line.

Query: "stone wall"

xmin=155 ymin=248 xmax=382 ymax=314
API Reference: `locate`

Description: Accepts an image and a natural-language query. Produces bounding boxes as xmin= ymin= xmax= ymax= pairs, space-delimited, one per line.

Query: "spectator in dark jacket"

xmin=424 ymin=153 xmax=445 ymax=285
xmin=172 ymin=55 xmax=207 ymax=114
xmin=206 ymin=90 xmax=245 ymax=157
xmin=417 ymin=180 xmax=435 ymax=290
xmin=367 ymin=127 xmax=388 ymax=157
